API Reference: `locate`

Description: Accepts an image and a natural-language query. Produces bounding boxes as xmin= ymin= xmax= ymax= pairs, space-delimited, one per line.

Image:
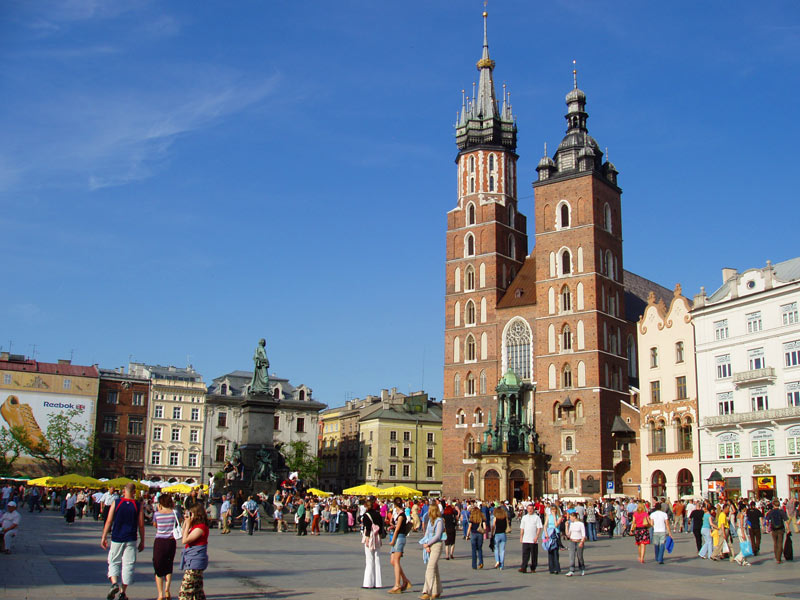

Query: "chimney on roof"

xmin=58 ymin=359 xmax=71 ymax=365
xmin=381 ymin=389 xmax=388 ymax=402
xmin=722 ymin=267 xmax=737 ymax=283
xmin=0 ymin=352 xmax=8 ymax=361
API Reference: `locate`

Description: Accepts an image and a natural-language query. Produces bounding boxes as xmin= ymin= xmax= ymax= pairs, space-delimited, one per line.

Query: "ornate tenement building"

xmin=442 ymin=13 xmax=667 ymax=500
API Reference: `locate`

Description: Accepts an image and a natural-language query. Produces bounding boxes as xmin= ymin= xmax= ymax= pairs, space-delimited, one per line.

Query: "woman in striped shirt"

xmin=153 ymin=493 xmax=179 ymax=600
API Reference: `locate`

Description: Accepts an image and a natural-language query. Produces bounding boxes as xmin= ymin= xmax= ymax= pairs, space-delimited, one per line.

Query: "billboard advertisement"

xmin=1 ymin=390 xmax=96 ymax=456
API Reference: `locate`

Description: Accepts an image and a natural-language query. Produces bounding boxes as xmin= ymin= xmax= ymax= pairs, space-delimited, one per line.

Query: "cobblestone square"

xmin=1 ymin=512 xmax=797 ymax=600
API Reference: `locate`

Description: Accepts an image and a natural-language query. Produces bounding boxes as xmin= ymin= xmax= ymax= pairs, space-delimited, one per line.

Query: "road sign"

xmin=606 ymin=480 xmax=614 ymax=491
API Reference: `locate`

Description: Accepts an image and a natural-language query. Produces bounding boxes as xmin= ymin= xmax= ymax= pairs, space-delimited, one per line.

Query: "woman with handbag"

xmin=361 ymin=496 xmax=384 ymax=589
xmin=544 ymin=505 xmax=563 ymax=574
xmin=466 ymin=506 xmax=486 ymax=569
xmin=178 ymin=504 xmax=210 ymax=600
xmin=152 ymin=493 xmax=179 ymax=600
xmin=629 ymin=502 xmax=652 ymax=564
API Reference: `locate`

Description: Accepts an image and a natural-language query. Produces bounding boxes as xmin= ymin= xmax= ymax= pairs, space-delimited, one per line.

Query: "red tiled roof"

xmin=497 ymin=256 xmax=538 ymax=309
xmin=0 ymin=359 xmax=99 ymax=378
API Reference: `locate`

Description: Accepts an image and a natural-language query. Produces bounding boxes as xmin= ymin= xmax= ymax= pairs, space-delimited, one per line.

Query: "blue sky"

xmin=2 ymin=1 xmax=799 ymax=408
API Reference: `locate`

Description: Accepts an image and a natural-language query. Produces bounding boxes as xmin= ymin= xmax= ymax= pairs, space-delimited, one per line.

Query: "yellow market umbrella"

xmin=162 ymin=483 xmax=194 ymax=494
xmin=342 ymin=484 xmax=382 ymax=496
xmin=377 ymin=485 xmax=422 ymax=498
xmin=49 ymin=473 xmax=98 ymax=488
xmin=106 ymin=477 xmax=147 ymax=491
xmin=306 ymin=487 xmax=332 ymax=497
xmin=27 ymin=476 xmax=54 ymax=486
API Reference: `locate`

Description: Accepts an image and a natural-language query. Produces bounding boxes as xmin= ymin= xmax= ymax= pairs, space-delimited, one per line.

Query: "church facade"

xmin=442 ymin=14 xmax=660 ymax=500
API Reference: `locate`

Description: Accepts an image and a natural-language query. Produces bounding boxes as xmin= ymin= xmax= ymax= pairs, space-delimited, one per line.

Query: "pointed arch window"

xmin=467 ymin=203 xmax=476 ymax=226
xmin=508 ymin=204 xmax=516 ymax=228
xmin=563 ymin=364 xmax=573 ymax=388
xmin=561 ymin=249 xmax=572 ymax=275
xmin=454 ymin=373 xmax=461 ymax=397
xmin=474 ymin=408 xmax=483 ymax=425
xmin=489 ymin=175 xmax=495 ymax=191
xmin=469 ymin=155 xmax=475 ymax=173
xmin=508 ymin=234 xmax=516 ymax=260
xmin=468 ymin=472 xmax=475 ymax=490
xmin=469 ymin=177 xmax=475 ymax=193
xmin=479 ymin=370 xmax=487 ymax=395
xmin=504 ymin=318 xmax=532 ymax=380
xmin=627 ymin=335 xmax=637 ymax=378
xmin=575 ymin=400 xmax=584 ymax=418
xmin=466 ymin=335 xmax=476 ymax=361
xmin=566 ymin=468 xmax=575 ymax=490
xmin=565 ymin=436 xmax=573 ymax=452
xmin=465 ymin=265 xmax=475 ymax=291
xmin=465 ymin=233 xmax=475 ymax=257
xmin=466 ymin=372 xmax=476 ymax=395
xmin=562 ymin=325 xmax=572 ymax=351
xmin=466 ymin=300 xmax=476 ymax=325
xmin=488 ymin=154 xmax=495 ymax=171
xmin=604 ymin=203 xmax=612 ymax=233
xmin=561 ymin=284 xmax=571 ymax=312
xmin=456 ymin=409 xmax=465 ymax=425
xmin=466 ymin=435 xmax=475 ymax=457
xmin=560 ymin=203 xmax=570 ymax=228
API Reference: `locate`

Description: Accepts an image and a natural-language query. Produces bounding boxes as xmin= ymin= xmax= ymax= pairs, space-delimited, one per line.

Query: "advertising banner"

xmin=0 ymin=390 xmax=96 ymax=456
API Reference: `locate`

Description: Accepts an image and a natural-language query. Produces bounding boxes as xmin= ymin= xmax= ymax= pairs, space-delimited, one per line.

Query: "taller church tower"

xmin=441 ymin=13 xmax=528 ymax=497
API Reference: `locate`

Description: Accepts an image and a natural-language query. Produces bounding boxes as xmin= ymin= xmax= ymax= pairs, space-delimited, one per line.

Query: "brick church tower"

xmin=530 ymin=69 xmax=635 ymax=497
xmin=441 ymin=13 xmax=528 ymax=497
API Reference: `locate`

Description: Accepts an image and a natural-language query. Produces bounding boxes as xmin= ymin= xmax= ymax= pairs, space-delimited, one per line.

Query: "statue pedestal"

xmin=236 ymin=392 xmax=285 ymax=495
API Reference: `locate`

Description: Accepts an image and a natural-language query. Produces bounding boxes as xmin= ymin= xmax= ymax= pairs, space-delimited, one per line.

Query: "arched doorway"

xmin=484 ymin=469 xmax=500 ymax=502
xmin=508 ymin=469 xmax=529 ymax=501
xmin=651 ymin=470 xmax=666 ymax=500
xmin=677 ymin=469 xmax=693 ymax=497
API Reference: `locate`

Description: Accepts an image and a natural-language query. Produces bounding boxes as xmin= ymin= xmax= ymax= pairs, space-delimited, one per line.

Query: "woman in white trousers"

xmin=361 ymin=497 xmax=383 ymax=589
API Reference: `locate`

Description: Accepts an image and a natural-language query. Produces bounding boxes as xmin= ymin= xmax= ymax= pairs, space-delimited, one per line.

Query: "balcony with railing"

xmin=703 ymin=405 xmax=800 ymax=427
xmin=733 ymin=367 xmax=776 ymax=387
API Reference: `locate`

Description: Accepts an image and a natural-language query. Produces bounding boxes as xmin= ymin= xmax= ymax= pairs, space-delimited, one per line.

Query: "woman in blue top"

xmin=421 ymin=504 xmax=444 ymax=600
xmin=698 ymin=504 xmax=714 ymax=559
xmin=545 ymin=505 xmax=563 ymax=574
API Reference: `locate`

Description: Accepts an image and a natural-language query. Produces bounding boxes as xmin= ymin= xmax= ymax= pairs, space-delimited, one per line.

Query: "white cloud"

xmin=1 ymin=71 xmax=281 ymax=192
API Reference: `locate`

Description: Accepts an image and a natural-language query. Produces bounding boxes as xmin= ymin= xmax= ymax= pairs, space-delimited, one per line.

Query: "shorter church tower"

xmin=531 ymin=69 xmax=635 ymax=497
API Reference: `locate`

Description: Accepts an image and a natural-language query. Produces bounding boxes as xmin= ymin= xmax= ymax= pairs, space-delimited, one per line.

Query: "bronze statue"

xmin=250 ymin=338 xmax=270 ymax=394
xmin=253 ymin=444 xmax=276 ymax=482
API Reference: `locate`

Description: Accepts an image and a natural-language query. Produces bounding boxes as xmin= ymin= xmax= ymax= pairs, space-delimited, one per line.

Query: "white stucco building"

xmin=637 ymin=285 xmax=699 ymax=501
xmin=694 ymin=257 xmax=800 ymax=501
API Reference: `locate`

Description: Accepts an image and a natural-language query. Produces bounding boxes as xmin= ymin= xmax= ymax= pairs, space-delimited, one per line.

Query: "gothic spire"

xmin=475 ymin=11 xmax=497 ymax=120
xmin=455 ymin=11 xmax=516 ymax=152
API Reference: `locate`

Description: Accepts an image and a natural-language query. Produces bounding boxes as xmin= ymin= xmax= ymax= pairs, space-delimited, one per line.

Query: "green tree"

xmin=18 ymin=408 xmax=97 ymax=475
xmin=280 ymin=440 xmax=322 ymax=483
xmin=0 ymin=425 xmax=28 ymax=475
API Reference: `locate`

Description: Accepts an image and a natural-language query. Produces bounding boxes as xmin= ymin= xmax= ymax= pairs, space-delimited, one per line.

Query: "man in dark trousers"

xmin=746 ymin=501 xmax=764 ymax=556
xmin=765 ymin=499 xmax=788 ymax=564
xmin=101 ymin=483 xmax=145 ymax=600
xmin=689 ymin=503 xmax=704 ymax=552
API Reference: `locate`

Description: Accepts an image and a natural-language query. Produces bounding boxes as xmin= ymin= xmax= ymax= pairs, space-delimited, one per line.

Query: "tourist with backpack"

xmin=765 ymin=499 xmax=789 ymax=564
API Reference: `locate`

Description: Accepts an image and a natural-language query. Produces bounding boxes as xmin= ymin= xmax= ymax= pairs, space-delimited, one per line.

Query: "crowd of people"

xmin=2 ymin=478 xmax=798 ymax=599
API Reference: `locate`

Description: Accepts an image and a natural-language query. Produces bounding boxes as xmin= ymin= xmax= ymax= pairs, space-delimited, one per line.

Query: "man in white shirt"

xmin=1 ymin=501 xmax=21 ymax=553
xmin=649 ymin=506 xmax=671 ymax=564
xmin=518 ymin=503 xmax=543 ymax=573
xmin=566 ymin=511 xmax=587 ymax=576
xmin=101 ymin=487 xmax=118 ymax=524
xmin=220 ymin=496 xmax=231 ymax=534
